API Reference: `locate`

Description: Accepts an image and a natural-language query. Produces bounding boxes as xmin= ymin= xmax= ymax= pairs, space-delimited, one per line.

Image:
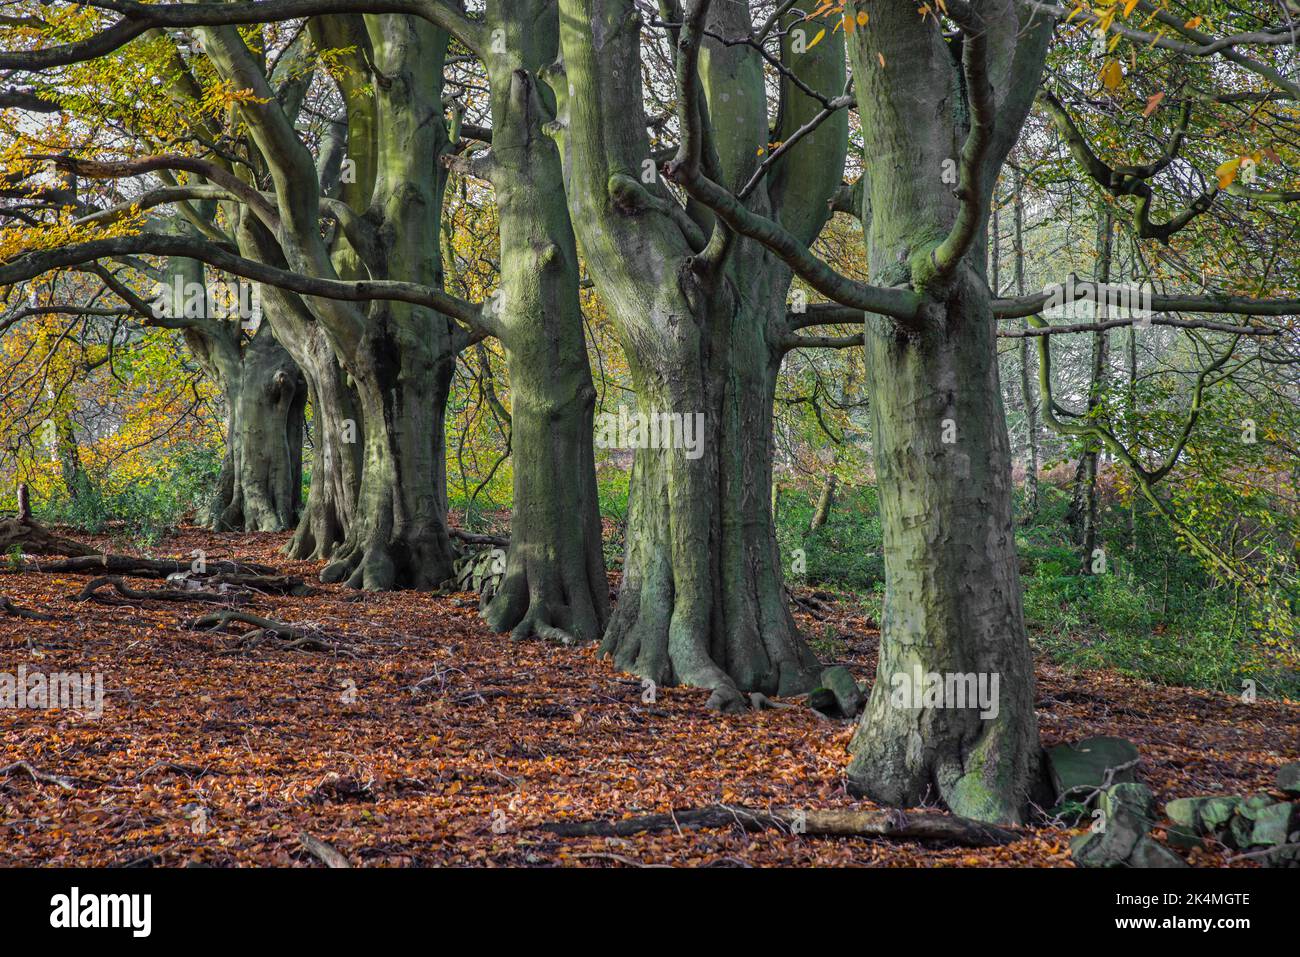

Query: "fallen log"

xmin=34 ymin=554 xmax=274 ymax=577
xmin=539 ymin=805 xmax=1021 ymax=847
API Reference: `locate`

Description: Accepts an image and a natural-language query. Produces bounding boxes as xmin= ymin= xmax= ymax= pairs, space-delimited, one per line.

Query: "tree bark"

xmin=199 ymin=17 xmax=462 ymax=589
xmin=1068 ymin=209 xmax=1113 ymax=561
xmin=834 ymin=0 xmax=1051 ymax=823
xmin=847 ymin=275 xmax=1042 ymax=822
xmin=476 ymin=4 xmax=608 ymax=643
xmin=168 ymin=255 xmax=306 ymax=534
xmin=553 ymin=0 xmax=846 ymax=700
xmin=1013 ymin=169 xmax=1039 ymax=514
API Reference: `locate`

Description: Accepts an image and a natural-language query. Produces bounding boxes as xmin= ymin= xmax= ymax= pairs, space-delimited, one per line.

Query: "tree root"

xmin=0 ymin=487 xmax=99 ymax=559
xmin=186 ymin=610 xmax=351 ymax=654
xmin=73 ymin=576 xmax=250 ymax=605
xmin=450 ymin=528 xmax=509 ymax=548
xmin=298 ymin=832 xmax=352 ymax=868
xmin=0 ymin=595 xmax=55 ymax=620
xmin=539 ymin=805 xmax=1022 ymax=847
xmin=26 ymin=556 xmax=310 ymax=594
xmin=0 ymin=760 xmax=78 ymax=790
xmin=786 ymin=586 xmax=833 ymax=620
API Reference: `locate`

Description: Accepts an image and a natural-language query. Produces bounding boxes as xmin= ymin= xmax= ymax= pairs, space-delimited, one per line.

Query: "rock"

xmin=1276 ymin=762 xmax=1300 ymax=797
xmin=1165 ymin=795 xmax=1242 ymax=834
xmin=1048 ymin=736 xmax=1140 ymax=802
xmin=1102 ymin=782 xmax=1157 ymax=827
xmin=1071 ymin=783 xmax=1172 ymax=868
xmin=1248 ymin=802 xmax=1297 ymax=848
xmin=819 ymin=666 xmax=864 ymax=717
xmin=807 ymin=687 xmax=839 ymax=717
xmin=1260 ymin=843 xmax=1300 ymax=868
xmin=1070 ymin=812 xmax=1144 ymax=867
xmin=1127 ymin=835 xmax=1188 ymax=868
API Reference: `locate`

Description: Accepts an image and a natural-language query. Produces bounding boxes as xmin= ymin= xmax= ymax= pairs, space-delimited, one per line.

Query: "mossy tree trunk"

xmin=474 ymin=0 xmax=608 ymax=643
xmin=201 ymin=17 xmax=464 ymax=589
xmin=553 ymin=1 xmax=846 ymax=701
xmin=833 ymin=0 xmax=1052 ymax=822
xmin=166 ymin=255 xmax=306 ymax=534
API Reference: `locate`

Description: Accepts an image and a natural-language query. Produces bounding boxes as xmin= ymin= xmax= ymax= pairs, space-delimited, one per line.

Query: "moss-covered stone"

xmin=1048 ymin=736 xmax=1139 ymax=802
xmin=819 ymin=666 xmax=863 ymax=717
xmin=1165 ymin=795 xmax=1242 ymax=833
xmin=1277 ymin=762 xmax=1300 ymax=797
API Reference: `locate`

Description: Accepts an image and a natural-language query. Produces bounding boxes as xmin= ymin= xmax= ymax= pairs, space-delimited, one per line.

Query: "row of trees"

xmin=2 ymin=0 xmax=1298 ymax=823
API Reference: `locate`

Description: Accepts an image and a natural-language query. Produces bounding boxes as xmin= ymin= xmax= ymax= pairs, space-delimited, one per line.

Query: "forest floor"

xmin=1 ymin=527 xmax=1296 ymax=867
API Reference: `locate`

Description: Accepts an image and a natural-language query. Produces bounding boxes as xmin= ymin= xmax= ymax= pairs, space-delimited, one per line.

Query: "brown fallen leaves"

xmin=0 ymin=527 xmax=1296 ymax=868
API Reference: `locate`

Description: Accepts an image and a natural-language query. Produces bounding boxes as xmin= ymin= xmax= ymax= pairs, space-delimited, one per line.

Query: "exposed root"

xmin=538 ymin=805 xmax=1022 ymax=847
xmin=450 ymin=528 xmax=509 ymax=548
xmin=0 ymin=760 xmax=78 ymax=791
xmin=186 ymin=610 xmax=351 ymax=655
xmin=73 ymin=576 xmax=249 ymax=606
xmin=0 ymin=486 xmax=99 ymax=559
xmin=0 ymin=595 xmax=55 ymax=620
xmin=298 ymin=832 xmax=352 ymax=868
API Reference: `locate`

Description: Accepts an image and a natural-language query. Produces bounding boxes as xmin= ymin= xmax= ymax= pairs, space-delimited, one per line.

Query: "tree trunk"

xmin=847 ymin=275 xmax=1044 ymax=823
xmin=214 ymin=326 xmax=306 ymax=533
xmin=313 ymin=16 xmax=460 ymax=590
xmin=321 ymin=314 xmax=457 ymax=589
xmin=552 ymin=0 xmax=844 ymax=700
xmin=836 ymin=0 xmax=1051 ymax=823
xmin=288 ymin=335 xmax=361 ymax=560
xmin=170 ymin=253 xmax=306 ymax=534
xmin=597 ymin=281 xmax=821 ymax=702
xmin=232 ymin=209 xmax=363 ymax=561
xmin=1068 ymin=210 xmax=1113 ymax=562
xmin=1013 ymin=169 xmax=1039 ymax=515
xmin=477 ymin=15 xmax=608 ymax=643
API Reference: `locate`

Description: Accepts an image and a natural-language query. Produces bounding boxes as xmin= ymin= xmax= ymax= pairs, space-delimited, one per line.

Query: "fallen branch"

xmin=298 ymin=832 xmax=352 ymax=868
xmin=0 ymin=594 xmax=55 ymax=620
xmin=539 ymin=805 xmax=1021 ymax=847
xmin=0 ymin=760 xmax=77 ymax=790
xmin=73 ymin=575 xmax=248 ymax=605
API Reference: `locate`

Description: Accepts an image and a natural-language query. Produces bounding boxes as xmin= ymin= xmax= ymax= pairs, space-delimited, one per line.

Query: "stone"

xmin=1277 ymin=762 xmax=1300 ymax=797
xmin=1047 ymin=736 xmax=1139 ymax=802
xmin=1127 ymin=835 xmax=1189 ymax=868
xmin=806 ymin=687 xmax=839 ymax=717
xmin=1165 ymin=795 xmax=1242 ymax=834
xmin=819 ymin=666 xmax=864 ymax=717
xmin=1071 ymin=783 xmax=1173 ymax=868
